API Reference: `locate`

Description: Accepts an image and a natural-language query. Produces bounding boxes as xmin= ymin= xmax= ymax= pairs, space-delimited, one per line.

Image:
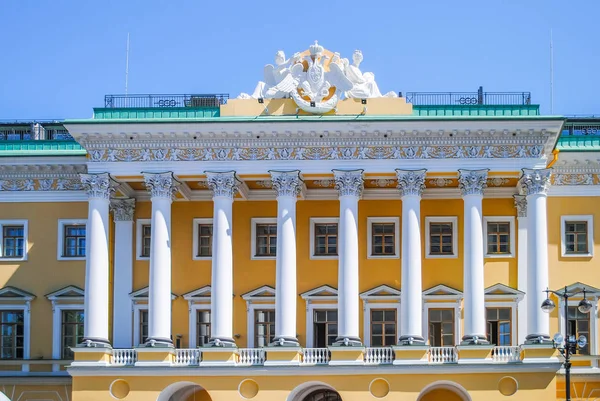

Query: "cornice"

xmin=0 ymin=164 xmax=87 ymax=178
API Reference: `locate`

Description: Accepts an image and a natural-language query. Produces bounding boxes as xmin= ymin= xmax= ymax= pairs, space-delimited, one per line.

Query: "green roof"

xmin=0 ymin=141 xmax=86 ymax=157
xmin=412 ymin=105 xmax=540 ymax=116
xmin=93 ymin=107 xmax=220 ymax=120
xmin=556 ymin=136 xmax=600 ymax=152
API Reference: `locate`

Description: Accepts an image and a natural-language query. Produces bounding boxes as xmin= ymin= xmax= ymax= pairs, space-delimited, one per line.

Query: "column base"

xmin=460 ymin=334 xmax=490 ymax=346
xmin=199 ymin=347 xmax=239 ymax=367
xmin=134 ymin=347 xmax=175 ymax=366
xmin=206 ymin=337 xmax=237 ymax=348
xmin=521 ymin=343 xmax=558 ymax=364
xmin=525 ymin=333 xmax=552 ymax=345
xmin=79 ymin=337 xmax=112 ymax=348
xmin=398 ymin=335 xmax=426 ymax=346
xmin=392 ymin=345 xmax=429 ymax=365
xmin=70 ymin=347 xmax=113 ymax=367
xmin=457 ymin=344 xmax=494 ymax=363
xmin=144 ymin=337 xmax=173 ymax=348
xmin=270 ymin=336 xmax=300 ymax=347
xmin=333 ymin=336 xmax=362 ymax=347
xmin=264 ymin=346 xmax=303 ymax=366
xmin=328 ymin=346 xmax=365 ymax=365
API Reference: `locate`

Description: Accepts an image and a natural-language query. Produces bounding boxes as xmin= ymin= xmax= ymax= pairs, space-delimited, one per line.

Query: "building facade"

xmin=0 ymin=44 xmax=599 ymax=401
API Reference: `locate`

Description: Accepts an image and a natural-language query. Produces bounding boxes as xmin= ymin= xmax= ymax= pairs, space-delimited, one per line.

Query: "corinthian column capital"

xmin=333 ymin=169 xmax=364 ymax=198
xmin=143 ymin=172 xmax=180 ymax=199
xmin=110 ymin=198 xmax=136 ymax=222
xmin=458 ymin=169 xmax=489 ymax=196
xmin=519 ymin=168 xmax=552 ymax=196
xmin=79 ymin=173 xmax=117 ymax=200
xmin=205 ymin=171 xmax=239 ymax=199
xmin=513 ymin=195 xmax=527 ymax=217
xmin=396 ymin=169 xmax=427 ymax=197
xmin=269 ymin=170 xmax=302 ymax=198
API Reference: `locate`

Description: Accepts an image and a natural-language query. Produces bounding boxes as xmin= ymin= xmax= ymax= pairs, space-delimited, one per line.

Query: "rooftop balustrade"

xmin=0 ymin=121 xmax=73 ymax=141
xmin=405 ymin=87 xmax=532 ymax=106
xmin=103 ymin=93 xmax=229 ymax=109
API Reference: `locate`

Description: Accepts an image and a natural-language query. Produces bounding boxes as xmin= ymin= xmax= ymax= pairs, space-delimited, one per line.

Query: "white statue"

xmin=344 ymin=50 xmax=397 ymax=99
xmin=238 ymin=51 xmax=302 ymax=99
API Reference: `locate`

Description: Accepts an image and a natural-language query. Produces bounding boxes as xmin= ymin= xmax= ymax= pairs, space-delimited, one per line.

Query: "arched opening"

xmin=157 ymin=381 xmax=211 ymax=401
xmin=287 ymin=381 xmax=342 ymax=401
xmin=417 ymin=381 xmax=471 ymax=401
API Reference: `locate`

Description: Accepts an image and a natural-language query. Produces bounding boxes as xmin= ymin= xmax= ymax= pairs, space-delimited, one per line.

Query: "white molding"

xmin=305 ymin=303 xmax=337 ymax=348
xmin=300 ymin=285 xmax=338 ymax=301
xmin=423 ymin=301 xmax=462 ymax=346
xmin=484 ymin=301 xmax=519 ymax=346
xmin=51 ymin=303 xmax=84 ymax=368
xmin=0 ymin=192 xmax=87 ymax=203
xmin=250 ymin=218 xmax=277 ymax=260
xmin=362 ymin=302 xmax=401 ymax=347
xmin=549 ymin=186 xmax=600 ymax=197
xmin=561 ymin=215 xmax=594 ymax=257
xmin=247 ymin=303 xmax=276 ymax=348
xmin=57 ymin=219 xmax=87 ymax=261
xmin=0 ymin=219 xmax=28 ymax=261
xmin=242 ymin=286 xmax=277 ymax=348
xmin=188 ymin=303 xmax=211 ymax=348
xmin=0 ymin=303 xmax=31 ymax=371
xmin=135 ymin=219 xmax=151 ymax=261
xmin=192 ymin=218 xmax=213 ymax=261
xmin=309 ymin=217 xmax=339 ymax=260
xmin=483 ymin=216 xmax=515 ymax=258
xmin=424 ymin=216 xmax=458 ymax=259
xmin=366 ymin=217 xmax=400 ymax=259
xmin=422 ymin=284 xmax=463 ymax=301
xmin=132 ymin=304 xmax=147 ymax=347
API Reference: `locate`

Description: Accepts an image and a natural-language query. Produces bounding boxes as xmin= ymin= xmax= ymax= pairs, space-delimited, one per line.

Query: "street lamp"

xmin=541 ymin=286 xmax=592 ymax=401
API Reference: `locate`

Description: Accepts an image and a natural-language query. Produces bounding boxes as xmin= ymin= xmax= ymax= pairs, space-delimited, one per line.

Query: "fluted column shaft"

xmin=143 ymin=172 xmax=179 ymax=346
xmin=80 ymin=173 xmax=115 ymax=347
xmin=270 ymin=171 xmax=302 ymax=346
xmin=396 ymin=169 xmax=427 ymax=345
xmin=514 ymin=195 xmax=528 ymax=344
xmin=520 ymin=169 xmax=552 ymax=343
xmin=459 ymin=169 xmax=489 ymax=345
xmin=206 ymin=171 xmax=238 ymax=347
xmin=333 ymin=170 xmax=363 ymax=346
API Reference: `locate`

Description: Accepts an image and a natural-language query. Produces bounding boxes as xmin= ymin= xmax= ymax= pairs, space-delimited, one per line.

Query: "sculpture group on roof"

xmin=238 ymin=41 xmax=396 ymax=114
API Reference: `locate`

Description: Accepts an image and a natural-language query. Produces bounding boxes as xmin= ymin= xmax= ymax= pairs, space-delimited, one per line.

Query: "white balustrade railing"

xmin=492 ymin=346 xmax=521 ymax=363
xmin=364 ymin=347 xmax=394 ymax=365
xmin=301 ymin=348 xmax=330 ymax=365
xmin=429 ymin=347 xmax=458 ymax=363
xmin=112 ymin=349 xmax=137 ymax=366
xmin=238 ymin=348 xmax=265 ymax=366
xmin=175 ymin=348 xmax=202 ymax=366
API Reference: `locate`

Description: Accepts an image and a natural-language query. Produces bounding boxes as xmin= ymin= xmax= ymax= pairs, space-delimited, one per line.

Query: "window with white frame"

xmin=310 ymin=218 xmax=339 ymax=259
xmin=425 ymin=217 xmax=458 ymax=258
xmin=314 ymin=309 xmax=338 ymax=347
xmin=251 ymin=218 xmax=277 ymax=259
xmin=360 ymin=285 xmax=401 ymax=347
xmin=484 ymin=284 xmax=522 ymax=347
xmin=367 ymin=217 xmax=400 ymax=259
xmin=139 ymin=309 xmax=149 ymax=345
xmin=483 ymin=217 xmax=515 ymax=258
xmin=561 ymin=215 xmax=594 ymax=257
xmin=183 ymin=286 xmax=211 ymax=348
xmin=255 ymin=309 xmax=275 ymax=347
xmin=61 ymin=309 xmax=84 ymax=359
xmin=301 ymin=285 xmax=338 ymax=347
xmin=57 ymin=219 xmax=87 ymax=260
xmin=136 ymin=219 xmax=151 ymax=260
xmin=370 ymin=309 xmax=397 ymax=346
xmin=192 ymin=218 xmax=213 ymax=260
xmin=196 ymin=309 xmax=211 ymax=346
xmin=242 ymin=286 xmax=276 ymax=347
xmin=0 ymin=220 xmax=27 ymax=261
xmin=428 ymin=309 xmax=455 ymax=346
xmin=423 ymin=285 xmax=462 ymax=345
xmin=0 ymin=310 xmax=25 ymax=359
xmin=486 ymin=307 xmax=511 ymax=346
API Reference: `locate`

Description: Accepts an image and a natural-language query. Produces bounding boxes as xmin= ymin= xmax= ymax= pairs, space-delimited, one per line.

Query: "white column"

xmin=514 ymin=195 xmax=528 ymax=345
xmin=396 ymin=169 xmax=427 ymax=345
xmin=520 ymin=168 xmax=552 ymax=343
xmin=458 ymin=169 xmax=489 ymax=345
xmin=206 ymin=171 xmax=238 ymax=347
xmin=333 ymin=169 xmax=363 ymax=346
xmin=143 ymin=172 xmax=179 ymax=346
xmin=270 ymin=170 xmax=302 ymax=346
xmin=80 ymin=173 xmax=115 ymax=347
xmin=110 ymin=198 xmax=135 ymax=348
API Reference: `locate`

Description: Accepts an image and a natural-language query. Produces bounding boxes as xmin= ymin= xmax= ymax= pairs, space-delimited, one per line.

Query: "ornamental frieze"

xmin=552 ymin=173 xmax=598 ymax=186
xmin=0 ymin=178 xmax=84 ymax=191
xmin=87 ymin=144 xmax=545 ymax=163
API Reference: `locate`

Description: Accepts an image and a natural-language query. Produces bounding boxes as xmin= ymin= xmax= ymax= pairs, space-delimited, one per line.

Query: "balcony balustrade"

xmin=174 ymin=348 xmax=201 ymax=366
xmin=237 ymin=348 xmax=266 ymax=366
xmin=300 ymin=348 xmax=331 ymax=365
xmin=112 ymin=348 xmax=138 ymax=366
xmin=429 ymin=346 xmax=459 ymax=364
xmin=364 ymin=347 xmax=395 ymax=365
xmin=491 ymin=346 xmax=522 ymax=363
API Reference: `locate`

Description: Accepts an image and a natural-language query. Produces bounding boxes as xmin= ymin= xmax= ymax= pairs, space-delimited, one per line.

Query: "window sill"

xmin=561 ymin=252 xmax=593 ymax=258
xmin=136 ymin=255 xmax=150 ymax=261
xmin=426 ymin=253 xmax=458 ymax=259
xmin=310 ymin=254 xmax=338 ymax=261
xmin=485 ymin=253 xmax=515 ymax=259
xmin=367 ymin=254 xmax=399 ymax=260
xmin=192 ymin=256 xmax=212 ymax=261
xmin=251 ymin=255 xmax=276 ymax=261
xmin=0 ymin=256 xmax=27 ymax=262
xmin=58 ymin=256 xmax=86 ymax=261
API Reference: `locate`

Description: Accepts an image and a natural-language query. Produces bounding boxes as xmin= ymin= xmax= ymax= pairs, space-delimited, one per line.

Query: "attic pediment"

xmin=0 ymin=286 xmax=35 ymax=301
xmin=130 ymin=287 xmax=177 ymax=301
xmin=423 ymin=284 xmax=462 ymax=300
xmin=360 ymin=285 xmax=401 ymax=300
xmin=301 ymin=285 xmax=338 ymax=300
xmin=46 ymin=285 xmax=84 ymax=301
xmin=182 ymin=286 xmax=212 ymax=300
xmin=485 ymin=283 xmax=524 ymax=300
xmin=242 ymin=285 xmax=276 ymax=301
xmin=557 ymin=282 xmax=600 ymax=297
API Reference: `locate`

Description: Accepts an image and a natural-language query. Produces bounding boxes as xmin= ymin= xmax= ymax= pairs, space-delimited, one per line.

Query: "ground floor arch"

xmin=156 ymin=381 xmax=212 ymax=401
xmin=417 ymin=381 xmax=471 ymax=401
xmin=287 ymin=381 xmax=342 ymax=401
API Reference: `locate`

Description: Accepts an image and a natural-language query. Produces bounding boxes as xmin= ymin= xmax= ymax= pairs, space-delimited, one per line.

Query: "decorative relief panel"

xmin=0 ymin=178 xmax=84 ymax=191
xmin=552 ymin=173 xmax=598 ymax=185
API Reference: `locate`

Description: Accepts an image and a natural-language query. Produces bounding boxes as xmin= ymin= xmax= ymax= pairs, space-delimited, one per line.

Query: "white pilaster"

xmin=143 ymin=172 xmax=179 ymax=346
xmin=269 ymin=170 xmax=302 ymax=346
xmin=396 ymin=169 xmax=427 ymax=345
xmin=110 ymin=198 xmax=135 ymax=348
xmin=520 ymin=168 xmax=552 ymax=343
xmin=206 ymin=171 xmax=238 ymax=347
xmin=79 ymin=173 xmax=116 ymax=347
xmin=514 ymin=195 xmax=528 ymax=345
xmin=458 ymin=169 xmax=489 ymax=345
xmin=332 ymin=169 xmax=363 ymax=346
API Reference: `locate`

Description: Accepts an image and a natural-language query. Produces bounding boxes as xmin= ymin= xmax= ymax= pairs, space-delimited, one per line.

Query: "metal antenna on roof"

xmin=125 ymin=33 xmax=130 ymax=97
xmin=550 ymin=29 xmax=554 ymax=114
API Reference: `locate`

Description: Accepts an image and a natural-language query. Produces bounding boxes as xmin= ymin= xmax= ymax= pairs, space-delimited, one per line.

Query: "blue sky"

xmin=1 ymin=0 xmax=598 ymax=119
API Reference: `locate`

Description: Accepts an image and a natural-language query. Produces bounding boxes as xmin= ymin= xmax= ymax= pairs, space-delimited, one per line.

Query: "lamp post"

xmin=541 ymin=286 xmax=593 ymax=401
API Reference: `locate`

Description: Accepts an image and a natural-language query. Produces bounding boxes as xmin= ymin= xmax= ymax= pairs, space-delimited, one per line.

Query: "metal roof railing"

xmin=103 ymin=94 xmax=229 ymax=109
xmin=405 ymin=87 xmax=531 ymax=106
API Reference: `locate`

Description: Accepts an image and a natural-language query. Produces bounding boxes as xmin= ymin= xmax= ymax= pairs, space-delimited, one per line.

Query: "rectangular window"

xmin=370 ymin=309 xmax=396 ymax=346
xmin=568 ymin=306 xmax=590 ymax=355
xmin=1 ymin=226 xmax=24 ymax=258
xmin=314 ymin=223 xmax=338 ymax=256
xmin=428 ymin=308 xmax=454 ymax=347
xmin=197 ymin=310 xmax=211 ymax=346
xmin=197 ymin=224 xmax=213 ymax=257
xmin=486 ymin=222 xmax=511 ymax=255
xmin=371 ymin=223 xmax=396 ymax=256
xmin=139 ymin=310 xmax=149 ymax=345
xmin=61 ymin=310 xmax=84 ymax=359
xmin=63 ymin=225 xmax=86 ymax=257
xmin=429 ymin=223 xmax=453 ymax=255
xmin=255 ymin=224 xmax=277 ymax=257
xmin=314 ymin=310 xmax=337 ymax=347
xmin=565 ymin=221 xmax=588 ymax=254
xmin=486 ymin=307 xmax=511 ymax=346
xmin=141 ymin=225 xmax=151 ymax=257
xmin=255 ymin=310 xmax=275 ymax=347
xmin=0 ymin=311 xmax=24 ymax=359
